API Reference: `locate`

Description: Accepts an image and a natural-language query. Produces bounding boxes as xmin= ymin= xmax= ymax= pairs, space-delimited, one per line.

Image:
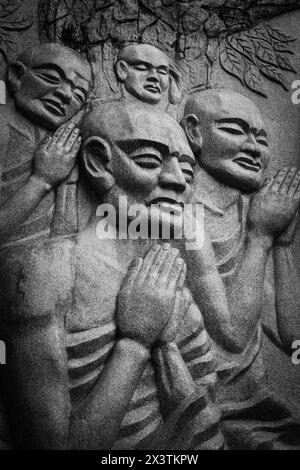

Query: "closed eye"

xmin=157 ymin=68 xmax=169 ymax=75
xmin=132 ymin=154 xmax=162 ymax=169
xmin=73 ymin=90 xmax=86 ymax=104
xmin=134 ymin=64 xmax=148 ymax=72
xmin=218 ymin=126 xmax=245 ymax=135
xmin=34 ymin=72 xmax=61 ymax=85
xmin=257 ymin=139 xmax=268 ymax=147
xmin=180 ymin=162 xmax=194 ymax=183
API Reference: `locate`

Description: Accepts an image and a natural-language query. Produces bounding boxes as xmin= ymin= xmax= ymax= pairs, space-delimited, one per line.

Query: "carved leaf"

xmin=258 ymin=61 xmax=289 ymax=90
xmin=254 ymin=38 xmax=278 ymax=66
xmin=246 ymin=26 xmax=270 ymax=42
xmin=265 ymin=23 xmax=295 ymax=43
xmin=244 ymin=59 xmax=266 ymax=97
xmin=272 ymin=40 xmax=294 ymax=54
xmin=219 ymin=42 xmax=244 ymax=84
xmin=227 ymin=32 xmax=255 ymax=64
xmin=0 ymin=0 xmax=33 ymax=31
xmin=276 ymin=52 xmax=296 ymax=73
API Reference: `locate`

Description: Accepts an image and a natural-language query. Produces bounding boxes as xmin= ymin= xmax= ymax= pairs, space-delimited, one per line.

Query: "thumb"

xmin=37 ymin=135 xmax=51 ymax=150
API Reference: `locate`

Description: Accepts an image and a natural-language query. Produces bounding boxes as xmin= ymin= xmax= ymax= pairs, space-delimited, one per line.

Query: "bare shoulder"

xmin=0 ymin=236 xmax=77 ymax=323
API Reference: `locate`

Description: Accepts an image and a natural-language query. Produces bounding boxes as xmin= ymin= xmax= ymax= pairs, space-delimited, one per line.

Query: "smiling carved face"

xmin=13 ymin=44 xmax=91 ymax=130
xmin=81 ymin=102 xmax=195 ymax=225
xmin=187 ymin=90 xmax=271 ymax=193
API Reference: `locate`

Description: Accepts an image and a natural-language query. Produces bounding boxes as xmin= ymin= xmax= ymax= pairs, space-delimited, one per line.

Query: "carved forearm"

xmin=274 ymin=244 xmax=300 ymax=353
xmin=69 ymin=338 xmax=149 ymax=450
xmin=224 ymin=233 xmax=272 ymax=347
xmin=0 ymin=316 xmax=70 ymax=449
xmin=152 ymin=342 xmax=195 ymax=417
xmin=0 ymin=174 xmax=51 ymax=243
xmin=189 ymin=234 xmax=271 ymax=353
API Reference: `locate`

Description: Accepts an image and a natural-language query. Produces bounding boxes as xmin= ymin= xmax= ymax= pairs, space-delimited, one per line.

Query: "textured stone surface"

xmin=0 ymin=0 xmax=300 ymax=451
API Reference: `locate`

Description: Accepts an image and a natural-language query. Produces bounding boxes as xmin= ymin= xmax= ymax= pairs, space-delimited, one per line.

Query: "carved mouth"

xmin=42 ymin=99 xmax=65 ymax=116
xmin=149 ymin=197 xmax=183 ymax=215
xmin=234 ymin=156 xmax=262 ymax=172
xmin=144 ymin=85 xmax=160 ymax=94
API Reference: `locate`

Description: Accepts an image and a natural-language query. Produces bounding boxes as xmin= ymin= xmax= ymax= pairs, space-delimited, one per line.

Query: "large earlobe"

xmin=181 ymin=114 xmax=202 ymax=153
xmin=7 ymin=62 xmax=27 ymax=93
xmin=81 ymin=136 xmax=115 ymax=194
xmin=168 ymin=65 xmax=183 ymax=105
xmin=115 ymin=60 xmax=129 ymax=83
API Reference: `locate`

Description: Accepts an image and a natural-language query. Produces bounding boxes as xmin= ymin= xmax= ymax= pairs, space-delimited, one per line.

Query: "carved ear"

xmin=7 ymin=61 xmax=27 ymax=93
xmin=168 ymin=65 xmax=183 ymax=105
xmin=181 ymin=114 xmax=202 ymax=153
xmin=81 ymin=136 xmax=115 ymax=195
xmin=115 ymin=60 xmax=129 ymax=83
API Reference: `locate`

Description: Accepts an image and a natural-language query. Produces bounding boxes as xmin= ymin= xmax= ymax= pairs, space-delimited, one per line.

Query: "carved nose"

xmin=147 ymin=68 xmax=159 ymax=82
xmin=54 ymin=83 xmax=72 ymax=104
xmin=159 ymin=158 xmax=186 ymax=193
xmin=243 ymin=135 xmax=261 ymax=159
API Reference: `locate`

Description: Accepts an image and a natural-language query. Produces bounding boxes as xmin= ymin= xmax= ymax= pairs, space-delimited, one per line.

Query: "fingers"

xmin=51 ymin=122 xmax=71 ymax=142
xmin=138 ymin=243 xmax=162 ymax=283
xmin=288 ymin=170 xmax=300 ymax=198
xmin=65 ymin=127 xmax=80 ymax=152
xmin=70 ymin=134 xmax=82 ymax=154
xmin=176 ymin=263 xmax=187 ymax=291
xmin=167 ymin=257 xmax=186 ymax=292
xmin=121 ymin=257 xmax=143 ymax=292
xmin=270 ymin=168 xmax=289 ymax=193
xmin=278 ymin=168 xmax=297 ymax=194
xmin=156 ymin=247 xmax=180 ymax=288
xmin=143 ymin=243 xmax=171 ymax=285
xmin=52 ymin=122 xmax=77 ymax=146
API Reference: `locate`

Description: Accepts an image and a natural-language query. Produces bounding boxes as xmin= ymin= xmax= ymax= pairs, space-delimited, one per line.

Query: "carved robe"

xmin=192 ymin=167 xmax=300 ymax=449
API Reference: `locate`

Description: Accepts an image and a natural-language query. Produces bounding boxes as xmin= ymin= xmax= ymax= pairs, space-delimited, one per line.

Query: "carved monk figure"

xmin=181 ymin=88 xmax=300 ymax=449
xmin=115 ymin=43 xmax=182 ymax=110
xmin=0 ymin=101 xmax=225 ymax=450
xmin=0 ymin=43 xmax=92 ymax=245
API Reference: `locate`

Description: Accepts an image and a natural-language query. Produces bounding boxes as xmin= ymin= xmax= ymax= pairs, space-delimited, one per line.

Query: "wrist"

xmin=155 ymin=339 xmax=177 ymax=349
xmin=247 ymin=228 xmax=273 ymax=251
xmin=30 ymin=174 xmax=52 ymax=193
xmin=116 ymin=338 xmax=150 ymax=363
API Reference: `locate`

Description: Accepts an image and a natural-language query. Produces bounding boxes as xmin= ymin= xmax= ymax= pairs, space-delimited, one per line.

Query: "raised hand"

xmin=33 ymin=122 xmax=81 ymax=188
xmin=117 ymin=243 xmax=186 ymax=349
xmin=248 ymin=167 xmax=300 ymax=242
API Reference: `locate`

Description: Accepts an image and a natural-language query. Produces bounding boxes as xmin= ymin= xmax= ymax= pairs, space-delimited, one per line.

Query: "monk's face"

xmin=198 ymin=93 xmax=270 ymax=192
xmin=14 ymin=49 xmax=91 ymax=130
xmin=119 ymin=45 xmax=170 ymax=105
xmin=105 ymin=108 xmax=195 ymax=218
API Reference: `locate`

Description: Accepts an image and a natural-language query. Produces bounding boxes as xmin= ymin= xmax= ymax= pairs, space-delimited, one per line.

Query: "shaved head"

xmin=16 ymin=43 xmax=90 ymax=77
xmin=182 ymin=88 xmax=270 ymax=193
xmin=117 ymin=43 xmax=169 ymax=66
xmin=8 ymin=42 xmax=92 ymax=129
xmin=115 ymin=43 xmax=182 ymax=106
xmin=184 ymin=89 xmax=266 ymax=128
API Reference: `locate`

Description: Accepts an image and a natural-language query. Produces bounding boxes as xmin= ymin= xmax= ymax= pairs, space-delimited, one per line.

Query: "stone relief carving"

xmin=0 ymin=43 xmax=91 ymax=245
xmin=0 ymin=101 xmax=225 ymax=449
xmin=115 ymin=43 xmax=182 ymax=109
xmin=40 ymin=0 xmax=300 ymax=98
xmin=220 ymin=24 xmax=296 ymax=96
xmin=0 ymin=0 xmax=300 ymax=452
xmin=182 ymin=89 xmax=300 ymax=448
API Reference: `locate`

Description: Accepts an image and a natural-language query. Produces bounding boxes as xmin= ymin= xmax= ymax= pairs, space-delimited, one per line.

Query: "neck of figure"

xmin=192 ymin=165 xmax=242 ymax=210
